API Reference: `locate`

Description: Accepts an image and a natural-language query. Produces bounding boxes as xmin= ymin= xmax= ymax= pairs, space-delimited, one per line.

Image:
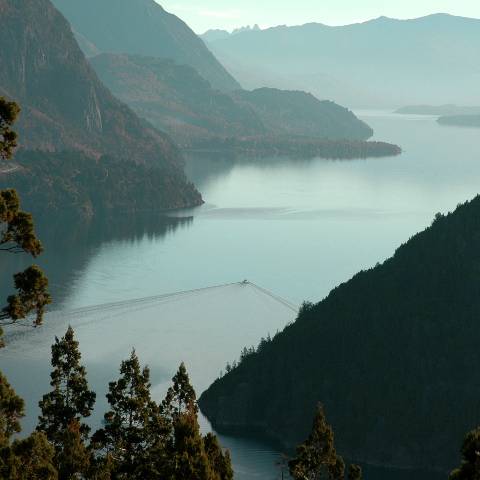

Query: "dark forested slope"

xmin=200 ymin=196 xmax=480 ymax=472
xmin=0 ymin=0 xmax=202 ymax=215
xmin=51 ymin=0 xmax=240 ymax=92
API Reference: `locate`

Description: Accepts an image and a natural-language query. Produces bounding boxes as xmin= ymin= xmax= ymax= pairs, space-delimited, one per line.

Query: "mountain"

xmin=0 ymin=0 xmax=202 ymax=216
xmin=89 ymin=55 xmax=375 ymax=149
xmin=438 ymin=115 xmax=480 ymax=128
xmin=89 ymin=54 xmax=265 ymax=146
xmin=200 ymin=196 xmax=480 ymax=473
xmin=203 ymin=14 xmax=480 ymax=107
xmin=50 ymin=0 xmax=240 ymax=92
xmin=232 ymin=88 xmax=373 ymax=140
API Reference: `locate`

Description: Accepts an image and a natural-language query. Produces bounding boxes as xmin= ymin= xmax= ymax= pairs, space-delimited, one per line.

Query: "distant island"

xmin=395 ymin=105 xmax=480 ymax=116
xmin=437 ymin=114 xmax=480 ymax=128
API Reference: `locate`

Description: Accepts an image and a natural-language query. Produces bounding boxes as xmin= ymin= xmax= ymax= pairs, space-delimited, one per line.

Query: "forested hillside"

xmin=0 ymin=0 xmax=202 ymax=217
xmin=200 ymin=195 xmax=480 ymax=472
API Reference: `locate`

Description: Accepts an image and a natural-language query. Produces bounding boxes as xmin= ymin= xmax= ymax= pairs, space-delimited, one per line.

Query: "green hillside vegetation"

xmin=438 ymin=115 xmax=480 ymax=128
xmin=90 ymin=55 xmax=400 ymax=158
xmin=232 ymin=88 xmax=373 ymax=140
xmin=51 ymin=0 xmax=240 ymax=92
xmin=0 ymin=0 xmax=202 ymax=218
xmin=199 ymin=196 xmax=480 ymax=473
xmin=90 ymin=54 xmax=265 ymax=146
xmin=1 ymin=151 xmax=202 ymax=220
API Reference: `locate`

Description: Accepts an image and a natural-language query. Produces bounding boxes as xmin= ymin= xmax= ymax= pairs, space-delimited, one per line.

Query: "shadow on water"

xmin=0 ymin=211 xmax=194 ymax=308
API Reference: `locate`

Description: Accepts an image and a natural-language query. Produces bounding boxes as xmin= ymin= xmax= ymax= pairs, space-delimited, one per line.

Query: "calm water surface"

xmin=2 ymin=111 xmax=478 ymax=479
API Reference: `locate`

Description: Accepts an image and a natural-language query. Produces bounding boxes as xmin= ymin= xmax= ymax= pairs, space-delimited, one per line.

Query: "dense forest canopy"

xmin=200 ymin=195 xmax=480 ymax=472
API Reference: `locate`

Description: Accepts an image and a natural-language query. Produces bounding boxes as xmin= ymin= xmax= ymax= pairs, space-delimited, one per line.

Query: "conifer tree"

xmin=0 ymin=97 xmax=51 ymax=344
xmin=162 ymin=361 xmax=197 ymax=419
xmin=289 ymin=403 xmax=343 ymax=480
xmin=449 ymin=427 xmax=480 ymax=480
xmin=38 ymin=326 xmax=95 ymax=479
xmin=162 ymin=363 xmax=234 ymax=480
xmin=204 ymin=432 xmax=234 ymax=480
xmin=0 ymin=371 xmax=24 ymax=448
xmin=348 ymin=464 xmax=363 ymax=480
xmin=92 ymin=350 xmax=162 ymax=478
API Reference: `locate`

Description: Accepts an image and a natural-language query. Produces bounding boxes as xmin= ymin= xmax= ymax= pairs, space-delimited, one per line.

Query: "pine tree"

xmin=289 ymin=403 xmax=343 ymax=480
xmin=0 ymin=431 xmax=58 ymax=480
xmin=0 ymin=371 xmax=24 ymax=448
xmin=162 ymin=363 xmax=233 ymax=480
xmin=162 ymin=361 xmax=197 ymax=419
xmin=449 ymin=427 xmax=480 ymax=480
xmin=348 ymin=464 xmax=362 ymax=480
xmin=92 ymin=350 xmax=162 ymax=478
xmin=204 ymin=432 xmax=234 ymax=480
xmin=0 ymin=97 xmax=51 ymax=344
xmin=170 ymin=403 xmax=213 ymax=480
xmin=38 ymin=326 xmax=95 ymax=479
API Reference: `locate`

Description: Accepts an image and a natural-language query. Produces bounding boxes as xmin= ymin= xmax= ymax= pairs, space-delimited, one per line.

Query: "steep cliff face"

xmin=0 ymin=0 xmax=203 ymax=214
xmin=0 ymin=0 xmax=184 ymax=167
xmin=200 ymin=196 xmax=480 ymax=472
xmin=51 ymin=0 xmax=240 ymax=92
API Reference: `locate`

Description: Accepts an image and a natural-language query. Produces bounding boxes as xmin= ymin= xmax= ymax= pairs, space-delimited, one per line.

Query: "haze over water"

xmin=2 ymin=111 xmax=478 ymax=479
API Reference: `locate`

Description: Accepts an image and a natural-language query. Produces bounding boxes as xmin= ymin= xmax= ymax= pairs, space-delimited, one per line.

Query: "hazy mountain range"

xmin=51 ymin=0 xmax=240 ymax=92
xmin=203 ymin=14 xmax=480 ymax=108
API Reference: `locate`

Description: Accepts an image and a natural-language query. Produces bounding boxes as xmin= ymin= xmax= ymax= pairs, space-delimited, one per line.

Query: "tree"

xmin=449 ymin=427 xmax=480 ymax=480
xmin=348 ymin=464 xmax=362 ymax=480
xmin=0 ymin=431 xmax=57 ymax=480
xmin=0 ymin=97 xmax=57 ymax=478
xmin=162 ymin=362 xmax=197 ymax=419
xmin=289 ymin=404 xmax=343 ymax=480
xmin=162 ymin=363 xmax=234 ymax=480
xmin=92 ymin=350 xmax=162 ymax=478
xmin=0 ymin=97 xmax=51 ymax=345
xmin=204 ymin=432 xmax=234 ymax=480
xmin=0 ymin=371 xmax=24 ymax=449
xmin=38 ymin=326 xmax=95 ymax=478
xmin=0 ymin=97 xmax=20 ymax=161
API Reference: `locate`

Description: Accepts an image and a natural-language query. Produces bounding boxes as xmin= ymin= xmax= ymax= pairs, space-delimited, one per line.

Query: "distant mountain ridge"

xmin=0 ymin=0 xmax=202 ymax=216
xmin=90 ymin=54 xmax=377 ymax=149
xmin=203 ymin=13 xmax=480 ymax=107
xmin=200 ymin=194 xmax=480 ymax=472
xmin=51 ymin=0 xmax=240 ymax=92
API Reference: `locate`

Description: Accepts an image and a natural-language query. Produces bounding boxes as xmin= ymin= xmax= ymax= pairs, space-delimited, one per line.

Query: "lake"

xmin=2 ymin=111 xmax=479 ymax=478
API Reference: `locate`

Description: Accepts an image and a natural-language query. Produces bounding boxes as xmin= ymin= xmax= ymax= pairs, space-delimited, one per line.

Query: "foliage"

xmin=200 ymin=195 xmax=480 ymax=471
xmin=0 ymin=431 xmax=57 ymax=480
xmin=91 ymin=349 xmax=166 ymax=478
xmin=0 ymin=98 xmax=50 ymax=341
xmin=449 ymin=428 xmax=480 ymax=480
xmin=0 ymin=97 xmax=20 ymax=161
xmin=38 ymin=326 xmax=95 ymax=478
xmin=0 ymin=371 xmax=24 ymax=448
xmin=0 ymin=150 xmax=203 ymax=221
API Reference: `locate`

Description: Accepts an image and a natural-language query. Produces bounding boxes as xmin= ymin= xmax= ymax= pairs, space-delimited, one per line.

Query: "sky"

xmin=157 ymin=0 xmax=480 ymax=33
